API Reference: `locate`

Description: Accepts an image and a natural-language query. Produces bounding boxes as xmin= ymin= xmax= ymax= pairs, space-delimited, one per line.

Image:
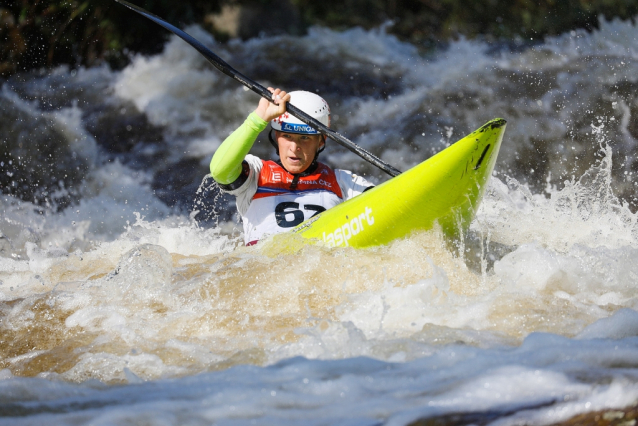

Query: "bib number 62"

xmin=275 ymin=202 xmax=325 ymax=228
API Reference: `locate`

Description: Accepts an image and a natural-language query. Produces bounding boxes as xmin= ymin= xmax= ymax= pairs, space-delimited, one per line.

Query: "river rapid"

xmin=2 ymin=17 xmax=638 ymax=425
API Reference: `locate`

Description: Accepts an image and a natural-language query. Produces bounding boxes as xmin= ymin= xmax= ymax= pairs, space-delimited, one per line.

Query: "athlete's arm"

xmin=209 ymin=112 xmax=268 ymax=186
xmin=210 ymin=88 xmax=290 ymax=187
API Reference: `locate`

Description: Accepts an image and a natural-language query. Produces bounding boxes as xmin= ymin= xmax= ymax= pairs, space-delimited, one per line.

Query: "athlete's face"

xmin=276 ymin=131 xmax=325 ymax=174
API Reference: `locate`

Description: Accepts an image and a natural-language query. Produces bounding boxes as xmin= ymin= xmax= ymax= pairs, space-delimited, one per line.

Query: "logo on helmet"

xmin=281 ymin=122 xmax=319 ymax=134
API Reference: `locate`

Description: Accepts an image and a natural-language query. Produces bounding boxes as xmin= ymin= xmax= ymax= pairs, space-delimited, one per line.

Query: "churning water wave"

xmin=2 ymin=16 xmax=638 ymax=425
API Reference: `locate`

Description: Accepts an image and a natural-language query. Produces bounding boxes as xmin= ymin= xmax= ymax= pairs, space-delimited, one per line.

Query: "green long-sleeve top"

xmin=210 ymin=112 xmax=268 ymax=185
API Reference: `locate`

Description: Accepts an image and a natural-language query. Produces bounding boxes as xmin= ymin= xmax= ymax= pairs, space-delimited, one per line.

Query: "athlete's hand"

xmin=255 ymin=88 xmax=290 ymax=122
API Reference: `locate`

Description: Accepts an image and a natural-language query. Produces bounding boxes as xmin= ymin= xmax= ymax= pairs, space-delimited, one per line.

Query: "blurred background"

xmin=3 ymin=0 xmax=638 ymax=76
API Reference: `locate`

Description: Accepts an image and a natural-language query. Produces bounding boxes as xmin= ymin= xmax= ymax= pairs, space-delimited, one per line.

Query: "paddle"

xmin=113 ymin=0 xmax=402 ymax=177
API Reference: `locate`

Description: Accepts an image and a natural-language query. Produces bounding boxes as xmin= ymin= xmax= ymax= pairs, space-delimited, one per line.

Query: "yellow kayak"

xmin=293 ymin=118 xmax=506 ymax=248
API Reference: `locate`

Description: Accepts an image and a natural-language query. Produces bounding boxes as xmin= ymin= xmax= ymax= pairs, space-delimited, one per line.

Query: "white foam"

xmin=4 ymin=15 xmax=638 ymax=426
xmin=577 ymin=308 xmax=638 ymax=339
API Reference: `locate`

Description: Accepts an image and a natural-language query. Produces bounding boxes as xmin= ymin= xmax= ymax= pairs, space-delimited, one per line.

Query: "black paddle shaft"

xmin=113 ymin=0 xmax=402 ymax=177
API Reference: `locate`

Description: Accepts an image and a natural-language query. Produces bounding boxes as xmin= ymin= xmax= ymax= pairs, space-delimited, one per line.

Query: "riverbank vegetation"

xmin=1 ymin=0 xmax=637 ymax=77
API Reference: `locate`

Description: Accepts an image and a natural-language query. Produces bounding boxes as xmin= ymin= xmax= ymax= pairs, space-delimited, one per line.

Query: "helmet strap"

xmin=317 ymin=134 xmax=326 ymax=154
xmin=268 ymin=129 xmax=279 ymax=155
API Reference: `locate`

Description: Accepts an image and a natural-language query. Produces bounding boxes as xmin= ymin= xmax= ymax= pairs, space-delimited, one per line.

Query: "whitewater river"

xmin=2 ymin=16 xmax=638 ymax=425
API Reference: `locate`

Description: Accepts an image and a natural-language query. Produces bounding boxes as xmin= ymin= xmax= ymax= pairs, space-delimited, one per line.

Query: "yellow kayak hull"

xmin=293 ymin=118 xmax=506 ymax=248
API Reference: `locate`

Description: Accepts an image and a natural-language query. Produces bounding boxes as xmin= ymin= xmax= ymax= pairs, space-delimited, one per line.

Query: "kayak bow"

xmin=294 ymin=118 xmax=507 ymax=248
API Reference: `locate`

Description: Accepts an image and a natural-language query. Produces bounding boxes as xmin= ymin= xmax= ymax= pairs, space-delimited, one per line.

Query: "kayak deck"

xmin=293 ymin=118 xmax=507 ymax=248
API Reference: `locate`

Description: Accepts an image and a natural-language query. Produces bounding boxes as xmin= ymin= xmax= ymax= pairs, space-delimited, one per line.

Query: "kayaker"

xmin=210 ymin=87 xmax=374 ymax=246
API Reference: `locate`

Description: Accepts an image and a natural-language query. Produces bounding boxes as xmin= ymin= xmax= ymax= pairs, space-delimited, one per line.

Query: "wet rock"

xmin=151 ymin=158 xmax=205 ymax=209
xmin=205 ymin=0 xmax=302 ymax=40
xmin=548 ymin=404 xmax=638 ymax=426
xmin=0 ymin=95 xmax=88 ymax=207
xmin=152 ymin=161 xmax=236 ymax=224
xmin=407 ymin=403 xmax=638 ymax=426
xmin=83 ymin=102 xmax=165 ymax=157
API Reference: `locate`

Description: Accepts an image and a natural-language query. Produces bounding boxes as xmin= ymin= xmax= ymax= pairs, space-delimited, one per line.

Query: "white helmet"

xmin=271 ymin=91 xmax=330 ymax=135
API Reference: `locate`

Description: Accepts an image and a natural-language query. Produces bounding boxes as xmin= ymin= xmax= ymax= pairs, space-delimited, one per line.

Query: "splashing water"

xmin=2 ymin=16 xmax=638 ymax=426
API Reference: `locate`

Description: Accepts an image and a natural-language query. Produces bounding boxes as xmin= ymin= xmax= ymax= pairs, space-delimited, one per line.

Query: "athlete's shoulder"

xmin=244 ymin=154 xmax=264 ymax=173
xmin=334 ymin=168 xmax=374 ymax=199
xmin=334 ymin=168 xmax=356 ymax=180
